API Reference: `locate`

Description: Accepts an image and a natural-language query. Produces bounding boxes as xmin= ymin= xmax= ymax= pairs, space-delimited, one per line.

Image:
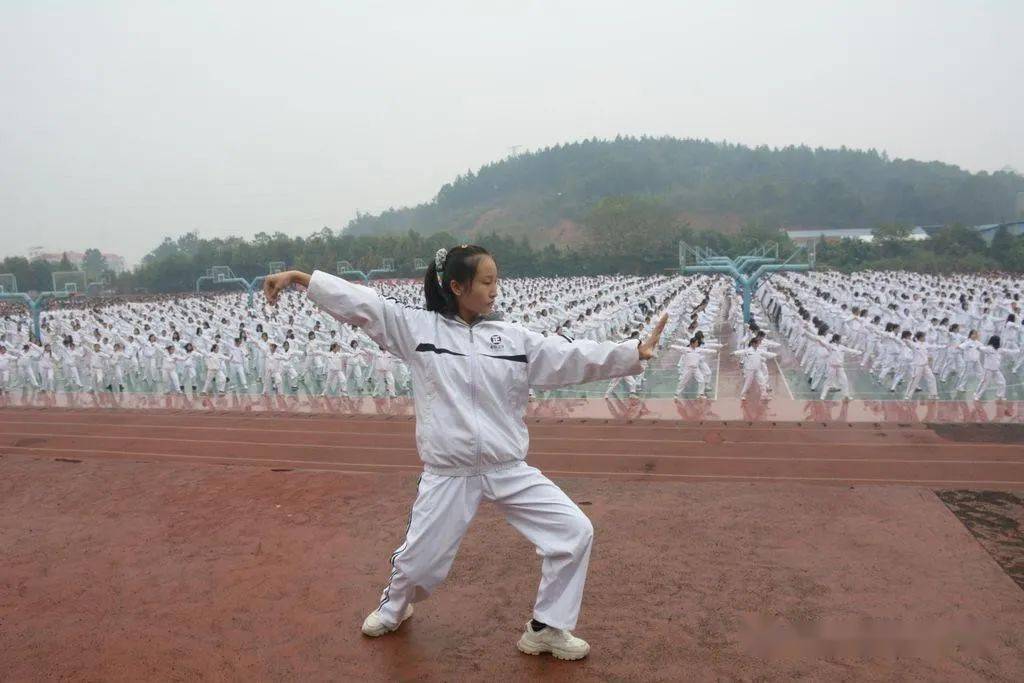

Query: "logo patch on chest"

xmin=489 ymin=334 xmax=505 ymax=351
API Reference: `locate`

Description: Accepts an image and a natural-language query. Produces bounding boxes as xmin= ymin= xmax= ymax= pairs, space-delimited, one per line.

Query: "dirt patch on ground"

xmin=937 ymin=489 xmax=1024 ymax=591
xmin=930 ymin=423 xmax=1024 ymax=444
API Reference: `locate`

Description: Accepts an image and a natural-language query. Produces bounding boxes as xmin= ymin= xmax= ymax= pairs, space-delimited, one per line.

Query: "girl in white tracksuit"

xmin=369 ymin=345 xmax=397 ymax=397
xmin=226 ymin=338 xmax=249 ymax=392
xmin=735 ymin=337 xmax=778 ymax=399
xmin=0 ymin=345 xmax=12 ymax=392
xmin=672 ymin=336 xmax=718 ymax=397
xmin=201 ymin=343 xmax=229 ymax=394
xmin=62 ymin=341 xmax=86 ymax=390
xmin=88 ymin=343 xmax=109 ymax=391
xmin=161 ymin=345 xmax=186 ymax=393
xmin=974 ymin=335 xmax=1019 ymax=401
xmin=902 ymin=332 xmax=941 ymax=400
xmin=955 ymin=331 xmax=984 ymax=393
xmin=17 ymin=343 xmax=41 ymax=389
xmin=318 ymin=342 xmax=351 ymax=396
xmin=37 ymin=344 xmax=58 ymax=392
xmin=817 ymin=335 xmax=861 ymax=401
xmin=346 ymin=338 xmax=368 ymax=393
xmin=262 ymin=245 xmax=666 ymax=661
xmin=262 ymin=343 xmax=285 ymax=395
xmin=109 ymin=343 xmax=129 ymax=391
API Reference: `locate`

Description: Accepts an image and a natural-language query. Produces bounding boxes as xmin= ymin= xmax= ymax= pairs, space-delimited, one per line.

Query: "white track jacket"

xmin=306 ymin=270 xmax=643 ymax=476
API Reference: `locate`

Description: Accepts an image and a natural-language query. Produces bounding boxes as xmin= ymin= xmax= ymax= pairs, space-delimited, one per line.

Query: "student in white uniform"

xmin=346 ymin=338 xmax=368 ymax=394
xmin=0 ymin=345 xmax=12 ymax=392
xmin=974 ymin=335 xmax=1019 ymax=401
xmin=87 ymin=342 xmax=109 ymax=392
xmin=369 ymin=345 xmax=397 ymax=398
xmin=817 ymin=334 xmax=861 ymax=401
xmin=319 ymin=341 xmax=350 ymax=396
xmin=161 ymin=344 xmax=185 ymax=393
xmin=262 ymin=342 xmax=285 ymax=395
xmin=201 ymin=342 xmax=229 ymax=394
xmin=109 ymin=342 xmax=129 ymax=391
xmin=17 ymin=342 xmax=41 ymax=390
xmin=735 ymin=336 xmax=778 ymax=400
xmin=227 ymin=337 xmax=249 ymax=392
xmin=672 ymin=336 xmax=718 ymax=398
xmin=902 ymin=331 xmax=941 ymax=400
xmin=955 ymin=330 xmax=984 ymax=393
xmin=37 ymin=343 xmax=58 ymax=392
xmin=62 ymin=340 xmax=87 ymax=390
xmin=261 ymin=245 xmax=668 ymax=661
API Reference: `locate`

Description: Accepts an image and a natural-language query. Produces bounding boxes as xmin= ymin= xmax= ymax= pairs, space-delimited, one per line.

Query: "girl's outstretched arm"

xmin=524 ymin=314 xmax=667 ymax=390
xmin=264 ymin=270 xmax=422 ymax=362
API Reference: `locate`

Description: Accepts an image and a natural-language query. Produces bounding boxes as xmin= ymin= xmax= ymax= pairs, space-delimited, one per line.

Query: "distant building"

xmin=785 ymin=227 xmax=930 ymax=245
xmin=969 ymin=221 xmax=1024 ymax=245
xmin=26 ymin=248 xmax=128 ymax=274
xmin=787 ymin=222 xmax=1024 ymax=247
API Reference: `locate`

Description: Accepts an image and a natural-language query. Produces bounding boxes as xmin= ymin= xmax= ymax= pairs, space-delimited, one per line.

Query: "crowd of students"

xmin=2 ymin=270 xmax=1021 ymax=402
xmin=0 ymin=274 xmax=698 ymax=397
xmin=756 ymin=271 xmax=1023 ymax=401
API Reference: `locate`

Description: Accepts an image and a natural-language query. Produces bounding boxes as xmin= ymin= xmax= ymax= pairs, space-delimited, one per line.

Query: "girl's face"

xmin=450 ymin=256 xmax=498 ymax=317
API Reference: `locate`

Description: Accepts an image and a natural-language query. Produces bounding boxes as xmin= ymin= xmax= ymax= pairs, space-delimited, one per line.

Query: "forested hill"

xmin=343 ymin=136 xmax=1024 ymax=244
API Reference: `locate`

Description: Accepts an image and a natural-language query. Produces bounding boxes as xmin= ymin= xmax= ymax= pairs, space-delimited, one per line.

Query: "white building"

xmin=785 ymin=227 xmax=931 ymax=246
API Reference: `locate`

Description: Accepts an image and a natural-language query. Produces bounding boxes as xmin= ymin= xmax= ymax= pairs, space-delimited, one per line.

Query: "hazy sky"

xmin=2 ymin=1 xmax=1021 ymax=264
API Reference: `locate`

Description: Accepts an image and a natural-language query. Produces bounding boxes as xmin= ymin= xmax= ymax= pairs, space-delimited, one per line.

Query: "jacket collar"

xmin=443 ymin=310 xmax=505 ymax=327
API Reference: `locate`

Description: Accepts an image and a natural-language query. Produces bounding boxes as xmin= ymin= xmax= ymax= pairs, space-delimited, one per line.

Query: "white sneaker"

xmin=361 ymin=603 xmax=413 ymax=637
xmin=517 ymin=621 xmax=590 ymax=660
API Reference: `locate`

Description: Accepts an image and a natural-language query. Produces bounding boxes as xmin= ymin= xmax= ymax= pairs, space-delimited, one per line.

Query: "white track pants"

xmin=820 ymin=365 xmax=851 ymax=400
xmin=904 ymin=364 xmax=937 ymax=399
xmin=675 ymin=367 xmax=706 ymax=396
xmin=39 ymin=366 xmax=55 ymax=391
xmin=202 ymin=368 xmax=226 ymax=393
xmin=974 ymin=368 xmax=1007 ymax=400
xmin=229 ymin=362 xmax=248 ymax=391
xmin=372 ymin=370 xmax=396 ymax=397
xmin=377 ymin=463 xmax=594 ymax=631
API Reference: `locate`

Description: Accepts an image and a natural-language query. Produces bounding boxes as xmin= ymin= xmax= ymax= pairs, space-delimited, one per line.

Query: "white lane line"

xmin=7 ymin=447 xmax=1022 ymax=487
xmin=3 ymin=434 xmax=1023 ymax=456
xmin=775 ymin=357 xmax=795 ymax=400
xmin=0 ymin=418 xmax=954 ymax=436
xmin=713 ymin=348 xmax=721 ymax=401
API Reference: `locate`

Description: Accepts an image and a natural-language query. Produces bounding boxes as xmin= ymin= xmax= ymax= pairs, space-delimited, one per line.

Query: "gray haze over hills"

xmin=1 ymin=1 xmax=1021 ymax=264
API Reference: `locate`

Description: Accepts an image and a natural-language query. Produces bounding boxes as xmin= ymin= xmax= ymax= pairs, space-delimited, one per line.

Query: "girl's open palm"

xmin=638 ymin=313 xmax=668 ymax=360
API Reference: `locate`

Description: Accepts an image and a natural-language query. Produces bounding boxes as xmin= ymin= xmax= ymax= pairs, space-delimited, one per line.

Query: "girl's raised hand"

xmin=638 ymin=313 xmax=668 ymax=361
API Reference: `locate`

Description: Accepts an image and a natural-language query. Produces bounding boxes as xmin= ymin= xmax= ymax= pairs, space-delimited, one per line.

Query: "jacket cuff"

xmin=305 ymin=270 xmax=332 ymax=307
xmin=617 ymin=339 xmax=644 ymax=376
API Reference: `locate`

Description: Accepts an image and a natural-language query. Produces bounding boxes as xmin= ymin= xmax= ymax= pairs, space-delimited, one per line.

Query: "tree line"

xmin=4 ymin=196 xmax=1022 ymax=297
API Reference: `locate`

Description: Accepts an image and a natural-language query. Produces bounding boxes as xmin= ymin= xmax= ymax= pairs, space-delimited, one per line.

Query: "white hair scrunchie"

xmin=434 ymin=248 xmax=448 ymax=285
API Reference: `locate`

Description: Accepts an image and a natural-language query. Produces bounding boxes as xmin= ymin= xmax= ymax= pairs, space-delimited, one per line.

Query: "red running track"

xmin=2 ymin=407 xmax=1023 ymax=488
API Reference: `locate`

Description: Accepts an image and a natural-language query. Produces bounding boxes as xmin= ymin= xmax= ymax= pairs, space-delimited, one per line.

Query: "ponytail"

xmin=423 ymin=244 xmax=492 ymax=315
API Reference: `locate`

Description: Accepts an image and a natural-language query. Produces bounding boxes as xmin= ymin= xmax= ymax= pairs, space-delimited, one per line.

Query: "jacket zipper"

xmin=469 ymin=324 xmax=482 ymax=469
